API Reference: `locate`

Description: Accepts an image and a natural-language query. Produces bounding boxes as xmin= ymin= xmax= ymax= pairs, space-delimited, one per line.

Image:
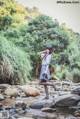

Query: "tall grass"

xmin=0 ymin=36 xmax=32 ymax=84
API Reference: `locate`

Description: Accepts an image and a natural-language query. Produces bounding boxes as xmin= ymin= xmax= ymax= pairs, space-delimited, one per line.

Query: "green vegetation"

xmin=0 ymin=0 xmax=80 ymax=84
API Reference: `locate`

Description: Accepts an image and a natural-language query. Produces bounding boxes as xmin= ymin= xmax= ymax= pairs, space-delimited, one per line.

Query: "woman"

xmin=38 ymin=45 xmax=56 ymax=99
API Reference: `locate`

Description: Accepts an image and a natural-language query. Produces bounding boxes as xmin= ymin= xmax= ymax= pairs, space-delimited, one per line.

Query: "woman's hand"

xmin=44 ymin=70 xmax=47 ymax=74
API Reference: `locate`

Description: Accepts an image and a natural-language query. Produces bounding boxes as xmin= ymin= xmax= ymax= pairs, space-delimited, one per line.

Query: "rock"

xmin=55 ymin=94 xmax=80 ymax=107
xmin=5 ymin=87 xmax=19 ymax=97
xmin=0 ymin=94 xmax=4 ymax=100
xmin=71 ymin=86 xmax=80 ymax=95
xmin=0 ymin=84 xmax=9 ymax=89
xmin=15 ymin=108 xmax=26 ymax=114
xmin=65 ymin=115 xmax=79 ymax=119
xmin=30 ymin=102 xmax=44 ymax=109
xmin=30 ymin=100 xmax=54 ymax=109
xmin=74 ymin=109 xmax=80 ymax=116
xmin=0 ymin=110 xmax=10 ymax=119
xmin=62 ymin=84 xmax=70 ymax=91
xmin=20 ymin=85 xmax=40 ymax=97
xmin=17 ymin=117 xmax=34 ymax=119
xmin=77 ymin=102 xmax=80 ymax=106
xmin=41 ymin=107 xmax=57 ymax=112
xmin=23 ymin=97 xmax=37 ymax=105
xmin=15 ymin=101 xmax=27 ymax=110
xmin=4 ymin=105 xmax=14 ymax=110
xmin=33 ymin=113 xmax=58 ymax=119
xmin=69 ymin=105 xmax=80 ymax=111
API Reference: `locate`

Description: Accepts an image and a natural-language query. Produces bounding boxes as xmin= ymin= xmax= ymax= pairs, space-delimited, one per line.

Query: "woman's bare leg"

xmin=44 ymin=85 xmax=49 ymax=99
xmin=39 ymin=81 xmax=56 ymax=91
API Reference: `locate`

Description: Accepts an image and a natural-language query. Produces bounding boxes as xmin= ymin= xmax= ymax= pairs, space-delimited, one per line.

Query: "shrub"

xmin=0 ymin=36 xmax=32 ymax=84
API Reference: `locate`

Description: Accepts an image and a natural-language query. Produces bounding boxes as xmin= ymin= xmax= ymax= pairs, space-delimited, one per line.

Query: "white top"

xmin=41 ymin=53 xmax=51 ymax=65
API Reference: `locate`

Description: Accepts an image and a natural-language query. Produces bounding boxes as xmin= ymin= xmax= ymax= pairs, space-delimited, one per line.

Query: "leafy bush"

xmin=0 ymin=36 xmax=32 ymax=84
xmin=71 ymin=68 xmax=80 ymax=83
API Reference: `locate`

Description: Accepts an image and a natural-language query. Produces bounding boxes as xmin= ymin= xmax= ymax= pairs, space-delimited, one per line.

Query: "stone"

xmin=5 ymin=87 xmax=19 ymax=97
xmin=15 ymin=101 xmax=27 ymax=110
xmin=30 ymin=100 xmax=54 ymax=109
xmin=0 ymin=84 xmax=9 ymax=89
xmin=0 ymin=94 xmax=4 ymax=100
xmin=71 ymin=86 xmax=80 ymax=95
xmin=65 ymin=115 xmax=79 ymax=119
xmin=77 ymin=102 xmax=80 ymax=106
xmin=41 ymin=107 xmax=57 ymax=112
xmin=54 ymin=94 xmax=80 ymax=107
xmin=74 ymin=109 xmax=80 ymax=116
xmin=20 ymin=85 xmax=40 ymax=97
xmin=17 ymin=117 xmax=34 ymax=119
xmin=69 ymin=105 xmax=80 ymax=111
xmin=15 ymin=108 xmax=26 ymax=115
xmin=33 ymin=113 xmax=58 ymax=119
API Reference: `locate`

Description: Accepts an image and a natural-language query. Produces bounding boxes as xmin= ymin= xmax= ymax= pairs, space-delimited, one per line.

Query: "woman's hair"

xmin=46 ymin=45 xmax=54 ymax=54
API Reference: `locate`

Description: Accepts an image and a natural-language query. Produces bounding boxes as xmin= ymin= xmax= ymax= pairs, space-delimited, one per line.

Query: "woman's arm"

xmin=37 ymin=50 xmax=47 ymax=56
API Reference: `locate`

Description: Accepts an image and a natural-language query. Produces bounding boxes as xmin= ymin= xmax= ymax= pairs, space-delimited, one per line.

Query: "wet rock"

xmin=69 ymin=105 xmax=80 ymax=111
xmin=0 ymin=94 xmax=4 ymax=100
xmin=71 ymin=86 xmax=80 ymax=95
xmin=65 ymin=115 xmax=80 ymax=119
xmin=4 ymin=105 xmax=14 ymax=110
xmin=58 ymin=91 xmax=71 ymax=96
xmin=15 ymin=101 xmax=27 ymax=110
xmin=9 ymin=115 xmax=16 ymax=119
xmin=77 ymin=102 xmax=80 ymax=106
xmin=20 ymin=85 xmax=40 ymax=97
xmin=41 ymin=107 xmax=57 ymax=112
xmin=5 ymin=87 xmax=20 ymax=97
xmin=30 ymin=100 xmax=54 ymax=109
xmin=17 ymin=117 xmax=34 ymax=119
xmin=55 ymin=94 xmax=80 ymax=107
xmin=23 ymin=97 xmax=37 ymax=105
xmin=15 ymin=108 xmax=26 ymax=115
xmin=33 ymin=113 xmax=58 ymax=119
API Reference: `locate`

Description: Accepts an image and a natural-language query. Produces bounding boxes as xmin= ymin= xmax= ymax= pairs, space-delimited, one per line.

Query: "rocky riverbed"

xmin=0 ymin=80 xmax=80 ymax=119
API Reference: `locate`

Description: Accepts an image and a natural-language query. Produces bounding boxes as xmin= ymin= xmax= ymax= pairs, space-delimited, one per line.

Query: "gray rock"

xmin=65 ymin=115 xmax=80 ymax=119
xmin=0 ymin=84 xmax=9 ymax=89
xmin=55 ymin=94 xmax=80 ymax=107
xmin=30 ymin=100 xmax=54 ymax=109
xmin=33 ymin=113 xmax=58 ymax=119
xmin=15 ymin=101 xmax=27 ymax=110
xmin=0 ymin=94 xmax=4 ymax=100
xmin=77 ymin=102 xmax=80 ymax=106
xmin=69 ymin=105 xmax=80 ymax=111
xmin=71 ymin=86 xmax=80 ymax=95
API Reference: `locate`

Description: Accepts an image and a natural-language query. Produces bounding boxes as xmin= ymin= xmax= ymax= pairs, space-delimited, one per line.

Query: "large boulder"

xmin=20 ymin=85 xmax=40 ymax=97
xmin=54 ymin=94 xmax=80 ymax=107
xmin=30 ymin=100 xmax=54 ymax=109
xmin=71 ymin=86 xmax=80 ymax=95
xmin=4 ymin=87 xmax=19 ymax=97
